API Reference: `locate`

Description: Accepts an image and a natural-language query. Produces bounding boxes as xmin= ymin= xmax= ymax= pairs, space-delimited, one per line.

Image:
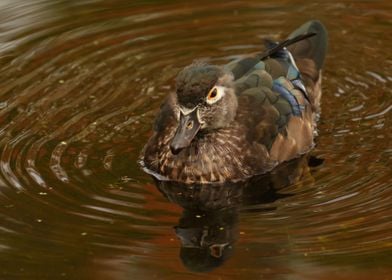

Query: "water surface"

xmin=0 ymin=0 xmax=391 ymax=279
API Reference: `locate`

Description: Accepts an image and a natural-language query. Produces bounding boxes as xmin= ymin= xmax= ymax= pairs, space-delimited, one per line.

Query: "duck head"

xmin=170 ymin=63 xmax=238 ymax=154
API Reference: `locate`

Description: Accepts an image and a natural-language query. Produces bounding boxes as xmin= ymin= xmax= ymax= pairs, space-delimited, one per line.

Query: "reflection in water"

xmin=176 ymin=208 xmax=237 ymax=272
xmin=154 ymin=156 xmax=314 ymax=272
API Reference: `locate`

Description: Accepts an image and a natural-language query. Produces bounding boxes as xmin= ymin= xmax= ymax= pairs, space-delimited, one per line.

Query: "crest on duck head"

xmin=175 ymin=62 xmax=225 ymax=108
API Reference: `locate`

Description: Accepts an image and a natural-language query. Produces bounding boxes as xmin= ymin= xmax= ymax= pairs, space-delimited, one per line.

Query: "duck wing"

xmin=233 ymin=21 xmax=328 ymax=163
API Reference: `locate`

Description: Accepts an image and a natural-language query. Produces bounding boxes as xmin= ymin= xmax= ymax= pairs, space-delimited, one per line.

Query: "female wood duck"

xmin=140 ymin=20 xmax=328 ymax=183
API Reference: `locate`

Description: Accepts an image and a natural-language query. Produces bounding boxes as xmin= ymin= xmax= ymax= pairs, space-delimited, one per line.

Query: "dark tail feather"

xmin=287 ymin=20 xmax=328 ymax=71
xmin=259 ymin=33 xmax=317 ymax=60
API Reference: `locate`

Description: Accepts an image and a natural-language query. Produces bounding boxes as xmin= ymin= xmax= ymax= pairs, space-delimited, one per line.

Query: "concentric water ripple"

xmin=0 ymin=0 xmax=391 ymax=279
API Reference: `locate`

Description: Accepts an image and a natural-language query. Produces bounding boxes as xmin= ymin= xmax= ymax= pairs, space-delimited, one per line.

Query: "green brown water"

xmin=0 ymin=1 xmax=391 ymax=279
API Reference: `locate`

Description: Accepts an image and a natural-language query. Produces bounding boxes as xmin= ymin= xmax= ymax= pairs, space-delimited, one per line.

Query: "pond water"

xmin=0 ymin=0 xmax=391 ymax=279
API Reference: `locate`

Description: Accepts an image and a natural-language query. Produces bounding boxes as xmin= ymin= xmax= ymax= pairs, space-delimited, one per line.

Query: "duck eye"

xmin=206 ymin=86 xmax=225 ymax=104
xmin=207 ymin=88 xmax=217 ymax=100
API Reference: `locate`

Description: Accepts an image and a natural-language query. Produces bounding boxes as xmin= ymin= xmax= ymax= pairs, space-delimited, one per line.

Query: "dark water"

xmin=0 ymin=0 xmax=391 ymax=279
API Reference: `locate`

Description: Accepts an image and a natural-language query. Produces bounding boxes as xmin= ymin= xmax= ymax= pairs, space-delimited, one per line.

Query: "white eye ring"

xmin=206 ymin=86 xmax=225 ymax=104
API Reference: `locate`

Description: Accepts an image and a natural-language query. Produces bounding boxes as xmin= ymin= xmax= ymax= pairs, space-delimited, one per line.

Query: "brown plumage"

xmin=140 ymin=21 xmax=328 ymax=183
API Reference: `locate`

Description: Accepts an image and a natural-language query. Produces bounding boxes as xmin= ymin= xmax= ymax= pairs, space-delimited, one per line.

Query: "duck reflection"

xmin=175 ymin=207 xmax=237 ymax=272
xmin=152 ymin=155 xmax=322 ymax=272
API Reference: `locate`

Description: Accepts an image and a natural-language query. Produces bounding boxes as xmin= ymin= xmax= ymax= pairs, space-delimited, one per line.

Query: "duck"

xmin=140 ymin=20 xmax=328 ymax=184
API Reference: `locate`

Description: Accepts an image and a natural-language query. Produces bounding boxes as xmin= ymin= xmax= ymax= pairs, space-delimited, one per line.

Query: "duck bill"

xmin=170 ymin=109 xmax=201 ymax=155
